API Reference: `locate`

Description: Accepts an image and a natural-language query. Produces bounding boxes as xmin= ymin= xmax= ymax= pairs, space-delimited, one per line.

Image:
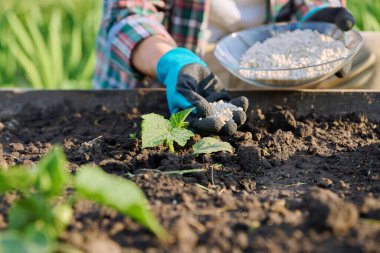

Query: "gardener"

xmin=94 ymin=0 xmax=358 ymax=135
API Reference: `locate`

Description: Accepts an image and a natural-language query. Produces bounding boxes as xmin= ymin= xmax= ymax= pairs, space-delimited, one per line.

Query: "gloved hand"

xmin=304 ymin=7 xmax=355 ymax=32
xmin=157 ymin=48 xmax=248 ymax=135
xmin=304 ymin=7 xmax=355 ymax=78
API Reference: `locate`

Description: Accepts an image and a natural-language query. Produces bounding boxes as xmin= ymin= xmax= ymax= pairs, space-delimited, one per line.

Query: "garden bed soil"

xmin=0 ymin=90 xmax=379 ymax=253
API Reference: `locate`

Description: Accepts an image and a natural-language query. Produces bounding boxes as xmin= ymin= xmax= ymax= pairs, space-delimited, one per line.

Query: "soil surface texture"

xmin=0 ymin=102 xmax=380 ymax=253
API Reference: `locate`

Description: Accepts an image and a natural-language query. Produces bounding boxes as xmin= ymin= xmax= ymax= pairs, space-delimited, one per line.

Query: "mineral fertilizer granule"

xmin=200 ymin=100 xmax=243 ymax=123
xmin=239 ymin=29 xmax=350 ymax=82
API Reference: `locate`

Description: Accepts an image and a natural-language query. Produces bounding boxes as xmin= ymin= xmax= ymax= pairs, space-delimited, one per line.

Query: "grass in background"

xmin=0 ymin=0 xmax=101 ymax=89
xmin=348 ymin=0 xmax=380 ymax=31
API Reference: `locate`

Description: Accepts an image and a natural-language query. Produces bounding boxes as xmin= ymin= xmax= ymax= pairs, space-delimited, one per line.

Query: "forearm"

xmin=101 ymin=0 xmax=176 ymax=82
xmin=131 ymin=35 xmax=177 ymax=78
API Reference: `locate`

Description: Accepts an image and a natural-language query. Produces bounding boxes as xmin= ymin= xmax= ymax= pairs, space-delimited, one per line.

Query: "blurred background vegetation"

xmin=0 ymin=0 xmax=379 ymax=89
xmin=0 ymin=0 xmax=100 ymax=89
xmin=348 ymin=0 xmax=380 ymax=31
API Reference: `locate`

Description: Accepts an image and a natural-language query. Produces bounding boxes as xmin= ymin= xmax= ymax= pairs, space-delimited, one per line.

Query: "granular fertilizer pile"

xmin=202 ymin=100 xmax=243 ymax=123
xmin=239 ymin=29 xmax=350 ymax=82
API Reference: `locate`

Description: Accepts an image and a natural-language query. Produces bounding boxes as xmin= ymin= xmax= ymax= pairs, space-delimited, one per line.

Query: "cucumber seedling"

xmin=141 ymin=109 xmax=234 ymax=155
xmin=141 ymin=108 xmax=194 ymax=153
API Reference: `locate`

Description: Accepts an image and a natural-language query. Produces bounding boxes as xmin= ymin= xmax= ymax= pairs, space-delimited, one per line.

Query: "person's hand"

xmin=305 ymin=7 xmax=355 ymax=78
xmin=304 ymin=7 xmax=355 ymax=31
xmin=157 ymin=48 xmax=248 ymax=135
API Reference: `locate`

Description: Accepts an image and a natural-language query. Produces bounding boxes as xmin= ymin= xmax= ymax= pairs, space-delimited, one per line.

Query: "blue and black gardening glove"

xmin=304 ymin=7 xmax=355 ymax=78
xmin=303 ymin=7 xmax=355 ymax=32
xmin=157 ymin=48 xmax=249 ymax=135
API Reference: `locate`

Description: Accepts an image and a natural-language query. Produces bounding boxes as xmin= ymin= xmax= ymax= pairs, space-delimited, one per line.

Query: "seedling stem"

xmin=168 ymin=141 xmax=175 ymax=153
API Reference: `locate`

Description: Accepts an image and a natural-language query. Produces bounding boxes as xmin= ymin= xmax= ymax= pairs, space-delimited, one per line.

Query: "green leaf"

xmin=8 ymin=197 xmax=49 ymax=231
xmin=35 ymin=147 xmax=68 ymax=197
xmin=8 ymin=195 xmax=71 ymax=240
xmin=141 ymin=113 xmax=171 ymax=149
xmin=25 ymin=10 xmax=53 ymax=88
xmin=193 ymin=137 xmax=233 ymax=155
xmin=169 ymin=108 xmax=194 ymax=128
xmin=8 ymin=195 xmax=54 ymax=234
xmin=75 ymin=166 xmax=166 ymax=239
xmin=141 ymin=111 xmax=195 ymax=151
xmin=0 ymin=167 xmax=35 ymax=193
xmin=49 ymin=10 xmax=64 ymax=85
xmin=6 ymin=13 xmax=34 ymax=57
xmin=77 ymin=50 xmax=96 ymax=81
xmin=0 ymin=228 xmax=54 ymax=253
xmin=8 ymin=42 xmax=43 ymax=88
xmin=129 ymin=133 xmax=138 ymax=140
xmin=67 ymin=26 xmax=82 ymax=75
xmin=168 ymin=128 xmax=195 ymax=147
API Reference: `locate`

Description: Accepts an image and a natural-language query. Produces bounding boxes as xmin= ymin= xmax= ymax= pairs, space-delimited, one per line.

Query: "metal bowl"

xmin=214 ymin=22 xmax=364 ymax=88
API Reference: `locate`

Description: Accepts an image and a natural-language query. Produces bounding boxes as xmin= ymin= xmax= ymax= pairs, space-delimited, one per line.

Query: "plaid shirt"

xmin=94 ymin=0 xmax=344 ymax=89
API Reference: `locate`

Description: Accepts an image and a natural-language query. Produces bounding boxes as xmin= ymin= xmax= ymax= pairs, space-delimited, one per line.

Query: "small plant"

xmin=141 ymin=108 xmax=194 ymax=153
xmin=129 ymin=133 xmax=138 ymax=140
xmin=0 ymin=148 xmax=72 ymax=252
xmin=141 ymin=110 xmax=235 ymax=155
xmin=193 ymin=137 xmax=233 ymax=155
xmin=0 ymin=147 xmax=166 ymax=253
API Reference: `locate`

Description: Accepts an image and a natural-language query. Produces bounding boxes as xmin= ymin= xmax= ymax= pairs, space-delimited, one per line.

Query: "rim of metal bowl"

xmin=214 ymin=22 xmax=364 ymax=72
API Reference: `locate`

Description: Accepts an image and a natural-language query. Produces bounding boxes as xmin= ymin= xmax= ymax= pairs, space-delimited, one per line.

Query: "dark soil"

xmin=1 ymin=102 xmax=380 ymax=253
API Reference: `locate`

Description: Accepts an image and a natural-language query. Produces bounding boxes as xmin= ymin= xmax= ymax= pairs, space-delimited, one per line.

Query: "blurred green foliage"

xmin=348 ymin=0 xmax=380 ymax=32
xmin=0 ymin=0 xmax=101 ymax=89
xmin=0 ymin=0 xmax=378 ymax=89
